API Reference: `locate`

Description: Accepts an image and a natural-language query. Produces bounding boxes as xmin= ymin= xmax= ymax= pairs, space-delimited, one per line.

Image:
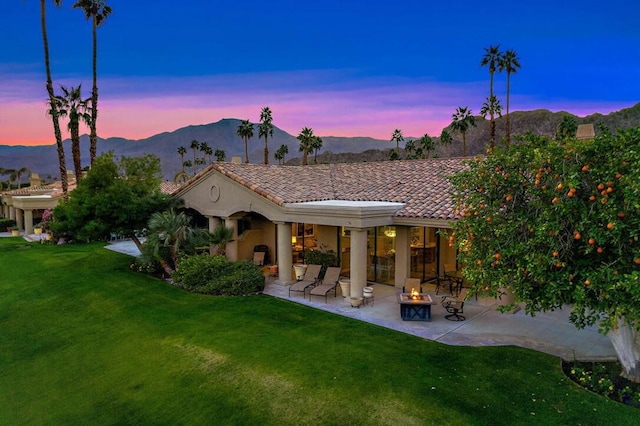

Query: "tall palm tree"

xmin=297 ymin=127 xmax=315 ymax=166
xmin=190 ymin=139 xmax=199 ymax=174
xmin=236 ymin=119 xmax=254 ymax=163
xmin=450 ymin=106 xmax=476 ymax=156
xmin=310 ymin=136 xmax=323 ymax=164
xmin=40 ymin=0 xmax=68 ymax=196
xmin=72 ymin=0 xmax=112 ymax=165
xmin=258 ymin=107 xmax=274 ymax=164
xmin=55 ymin=85 xmax=90 ymax=179
xmin=177 ymin=146 xmax=187 ymax=173
xmin=390 ymin=129 xmax=404 ymax=154
xmin=481 ymin=45 xmax=503 ymax=147
xmin=16 ymin=167 xmax=31 ymax=188
xmin=499 ymin=49 xmax=521 ymax=145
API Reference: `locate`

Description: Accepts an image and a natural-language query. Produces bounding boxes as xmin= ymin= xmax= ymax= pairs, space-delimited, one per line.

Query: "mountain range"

xmin=1 ymin=102 xmax=639 ymax=182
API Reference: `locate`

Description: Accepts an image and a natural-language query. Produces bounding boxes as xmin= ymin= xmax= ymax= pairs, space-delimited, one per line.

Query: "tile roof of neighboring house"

xmin=160 ymin=181 xmax=182 ymax=195
xmin=1 ymin=180 xmax=78 ymax=198
xmin=576 ymin=123 xmax=595 ymax=140
xmin=195 ymin=158 xmax=468 ymax=220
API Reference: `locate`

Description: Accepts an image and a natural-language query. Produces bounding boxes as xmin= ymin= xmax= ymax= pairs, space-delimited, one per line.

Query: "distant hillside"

xmin=1 ymin=103 xmax=639 ymax=181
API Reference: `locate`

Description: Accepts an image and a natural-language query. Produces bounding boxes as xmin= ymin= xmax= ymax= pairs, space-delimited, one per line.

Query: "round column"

xmin=275 ymin=221 xmax=293 ymax=283
xmin=348 ymin=227 xmax=367 ymax=297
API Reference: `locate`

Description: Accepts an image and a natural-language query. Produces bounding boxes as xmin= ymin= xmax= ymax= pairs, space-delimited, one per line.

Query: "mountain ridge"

xmin=1 ymin=103 xmax=638 ymax=181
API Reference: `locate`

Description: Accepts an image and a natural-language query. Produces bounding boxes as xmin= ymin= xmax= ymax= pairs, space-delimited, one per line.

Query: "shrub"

xmin=0 ymin=218 xmax=17 ymax=230
xmin=304 ymin=249 xmax=339 ymax=279
xmin=173 ymin=255 xmax=265 ymax=296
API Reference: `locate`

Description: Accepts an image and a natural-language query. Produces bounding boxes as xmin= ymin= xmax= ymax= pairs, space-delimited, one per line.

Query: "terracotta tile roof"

xmin=205 ymin=158 xmax=467 ymax=220
xmin=1 ymin=180 xmax=77 ymax=198
xmin=160 ymin=181 xmax=182 ymax=195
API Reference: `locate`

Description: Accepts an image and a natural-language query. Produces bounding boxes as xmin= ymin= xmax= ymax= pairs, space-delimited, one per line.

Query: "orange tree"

xmin=449 ymin=128 xmax=640 ymax=382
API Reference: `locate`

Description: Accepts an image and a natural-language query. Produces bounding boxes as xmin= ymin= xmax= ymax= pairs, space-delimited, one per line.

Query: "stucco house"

xmin=174 ymin=158 xmax=467 ymax=298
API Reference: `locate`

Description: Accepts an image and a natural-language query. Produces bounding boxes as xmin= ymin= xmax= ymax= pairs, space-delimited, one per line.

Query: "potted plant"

xmin=1 ymin=218 xmax=16 ymax=232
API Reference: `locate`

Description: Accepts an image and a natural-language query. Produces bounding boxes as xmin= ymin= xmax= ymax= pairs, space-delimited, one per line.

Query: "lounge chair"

xmin=441 ymin=288 xmax=469 ymax=321
xmin=252 ymin=251 xmax=265 ymax=266
xmin=309 ymin=267 xmax=341 ymax=302
xmin=288 ymin=264 xmax=322 ymax=297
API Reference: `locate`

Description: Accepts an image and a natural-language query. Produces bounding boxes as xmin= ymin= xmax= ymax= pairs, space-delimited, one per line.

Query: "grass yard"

xmin=1 ymin=238 xmax=637 ymax=425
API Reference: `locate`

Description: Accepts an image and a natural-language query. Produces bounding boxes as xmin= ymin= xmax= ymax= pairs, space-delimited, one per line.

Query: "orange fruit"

xmin=597 ymin=247 xmax=603 ymax=254
xmin=581 ymin=165 xmax=589 ymax=172
xmin=634 ymin=258 xmax=640 ymax=265
xmin=476 ymin=259 xmax=483 ymax=265
xmin=505 ymin=195 xmax=513 ymax=201
xmin=589 ymin=195 xmax=596 ymax=202
xmin=552 ymin=251 xmax=559 ymax=257
xmin=615 ymin=173 xmax=622 ymax=179
xmin=552 ymin=197 xmax=560 ymax=204
xmin=574 ymin=232 xmax=582 ymax=240
xmin=588 ymin=238 xmax=596 ymax=245
xmin=494 ymin=253 xmax=502 ymax=259
xmin=607 ymin=181 xmax=614 ymax=187
xmin=584 ymin=279 xmax=591 ymax=286
xmin=567 ymin=191 xmax=574 ymax=198
xmin=597 ymin=183 xmax=605 ymax=191
xmin=618 ymin=212 xmax=626 ymax=218
xmin=607 ymin=222 xmax=615 ymax=230
xmin=486 ymin=217 xmax=492 ymax=222
xmin=557 ymin=183 xmax=563 ymax=190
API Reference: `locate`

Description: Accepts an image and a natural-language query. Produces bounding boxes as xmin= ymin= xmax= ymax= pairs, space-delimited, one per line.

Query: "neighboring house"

xmin=0 ymin=173 xmax=181 ymax=235
xmin=174 ymin=158 xmax=467 ymax=297
xmin=576 ymin=123 xmax=595 ymax=140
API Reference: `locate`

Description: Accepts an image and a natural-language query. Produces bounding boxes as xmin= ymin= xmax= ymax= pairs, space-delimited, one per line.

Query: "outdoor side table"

xmin=397 ymin=293 xmax=435 ymax=321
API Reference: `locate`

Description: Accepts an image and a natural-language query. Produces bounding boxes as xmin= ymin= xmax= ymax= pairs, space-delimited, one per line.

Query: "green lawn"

xmin=1 ymin=238 xmax=636 ymax=425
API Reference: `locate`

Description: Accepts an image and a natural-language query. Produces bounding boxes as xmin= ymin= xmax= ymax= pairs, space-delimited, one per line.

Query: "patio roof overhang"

xmin=282 ymin=200 xmax=406 ymax=228
xmin=11 ymin=195 xmax=58 ymax=210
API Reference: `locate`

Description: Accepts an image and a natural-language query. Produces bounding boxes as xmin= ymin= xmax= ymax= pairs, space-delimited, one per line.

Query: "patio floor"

xmin=265 ymin=278 xmax=616 ymax=362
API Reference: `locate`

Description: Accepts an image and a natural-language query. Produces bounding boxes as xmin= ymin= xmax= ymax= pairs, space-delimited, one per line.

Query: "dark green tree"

xmin=450 ymin=107 xmax=476 ymax=156
xmin=259 ymin=107 xmax=274 ymax=164
xmin=297 ymin=127 xmax=315 ymax=166
xmin=55 ymin=85 xmax=90 ymax=179
xmin=499 ymin=49 xmax=521 ymax=144
xmin=481 ymin=45 xmax=503 ymax=148
xmin=236 ymin=119 xmax=254 ymax=163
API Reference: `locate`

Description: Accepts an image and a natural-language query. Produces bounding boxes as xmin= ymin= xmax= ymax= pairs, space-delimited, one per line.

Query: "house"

xmin=174 ymin=158 xmax=467 ymax=298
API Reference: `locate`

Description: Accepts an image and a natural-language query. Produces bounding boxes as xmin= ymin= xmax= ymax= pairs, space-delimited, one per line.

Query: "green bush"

xmin=0 ymin=218 xmax=17 ymax=230
xmin=173 ymin=255 xmax=265 ymax=296
xmin=303 ymin=249 xmax=339 ymax=279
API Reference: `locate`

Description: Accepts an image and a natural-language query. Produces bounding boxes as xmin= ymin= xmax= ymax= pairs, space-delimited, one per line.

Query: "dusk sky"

xmin=1 ymin=1 xmax=638 ymax=146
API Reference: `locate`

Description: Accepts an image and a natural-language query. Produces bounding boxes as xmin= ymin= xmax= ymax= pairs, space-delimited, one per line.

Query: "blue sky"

xmin=1 ymin=0 xmax=638 ymax=145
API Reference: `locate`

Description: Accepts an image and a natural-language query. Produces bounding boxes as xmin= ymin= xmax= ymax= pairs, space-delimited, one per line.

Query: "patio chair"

xmin=252 ymin=251 xmax=265 ymax=266
xmin=441 ymin=288 xmax=469 ymax=321
xmin=288 ymin=264 xmax=322 ymax=297
xmin=402 ymin=278 xmax=423 ymax=293
xmin=309 ymin=267 xmax=341 ymax=302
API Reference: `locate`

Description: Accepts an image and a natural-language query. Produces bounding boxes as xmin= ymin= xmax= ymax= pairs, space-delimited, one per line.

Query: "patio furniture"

xmin=397 ymin=292 xmax=435 ymax=321
xmin=441 ymin=288 xmax=469 ymax=321
xmin=288 ymin=264 xmax=322 ymax=297
xmin=252 ymin=251 xmax=265 ymax=266
xmin=402 ymin=277 xmax=423 ymax=293
xmin=309 ymin=267 xmax=341 ymax=302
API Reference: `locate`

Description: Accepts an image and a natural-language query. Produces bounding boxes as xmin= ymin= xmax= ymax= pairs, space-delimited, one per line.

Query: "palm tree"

xmin=450 ymin=106 xmax=476 ymax=156
xmin=297 ymin=127 xmax=315 ymax=166
xmin=404 ymin=139 xmax=417 ymax=159
xmin=556 ymin=115 xmax=578 ymax=143
xmin=499 ymin=49 xmax=521 ymax=145
xmin=199 ymin=141 xmax=211 ymax=165
xmin=72 ymin=0 xmax=112 ymax=165
xmin=481 ymin=45 xmax=503 ymax=147
xmin=419 ymin=133 xmax=435 ymax=159
xmin=310 ymin=136 xmax=323 ymax=164
xmin=258 ymin=107 xmax=274 ymax=164
xmin=182 ymin=160 xmax=193 ymax=174
xmin=55 ymin=85 xmax=90 ymax=179
xmin=207 ymin=223 xmax=235 ymax=256
xmin=236 ymin=119 xmax=254 ymax=163
xmin=440 ymin=129 xmax=453 ymax=146
xmin=274 ymin=144 xmax=289 ymax=165
xmin=390 ymin=129 xmax=404 ymax=155
xmin=214 ymin=149 xmax=226 ymax=162
xmin=480 ymin=95 xmax=502 ymax=149
xmin=177 ymin=146 xmax=187 ymax=173
xmin=190 ymin=140 xmax=199 ymax=174
xmin=144 ymin=209 xmax=193 ymax=275
xmin=40 ymin=0 xmax=68 ymax=196
xmin=15 ymin=167 xmax=31 ymax=188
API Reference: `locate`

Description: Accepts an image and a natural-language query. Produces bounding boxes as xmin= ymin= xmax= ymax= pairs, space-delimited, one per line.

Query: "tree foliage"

xmin=50 ymin=153 xmax=173 ymax=242
xmin=449 ymin=129 xmax=640 ymax=380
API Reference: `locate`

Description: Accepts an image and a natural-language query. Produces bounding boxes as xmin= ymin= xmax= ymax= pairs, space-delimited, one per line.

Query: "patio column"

xmin=9 ymin=205 xmax=15 ymax=220
xmin=207 ymin=216 xmax=221 ymax=256
xmin=24 ymin=209 xmax=34 ymax=235
xmin=207 ymin=216 xmax=221 ymax=232
xmin=348 ymin=227 xmax=367 ymax=297
xmin=224 ymin=217 xmax=238 ymax=261
xmin=15 ymin=208 xmax=23 ymax=231
xmin=275 ymin=221 xmax=293 ymax=284
xmin=394 ymin=226 xmax=410 ymax=289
